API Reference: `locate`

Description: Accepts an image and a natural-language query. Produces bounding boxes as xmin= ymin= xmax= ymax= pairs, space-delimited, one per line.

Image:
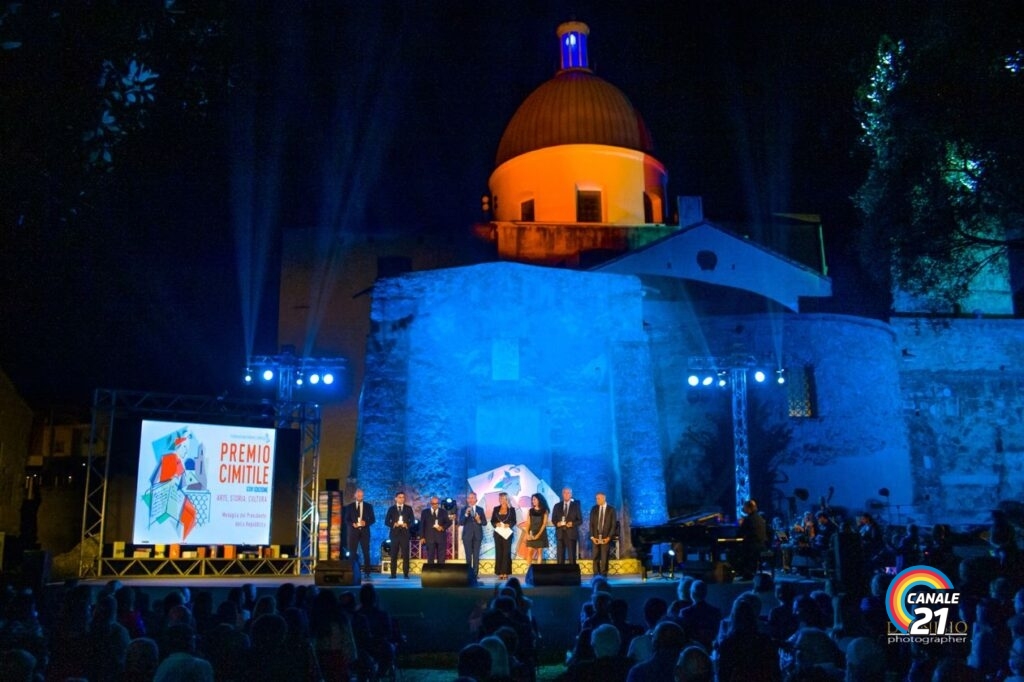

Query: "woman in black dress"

xmin=525 ymin=493 xmax=549 ymax=565
xmin=491 ymin=492 xmax=516 ymax=580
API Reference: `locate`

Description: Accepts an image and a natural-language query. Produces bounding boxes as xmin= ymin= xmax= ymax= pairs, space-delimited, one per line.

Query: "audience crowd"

xmin=2 ymin=508 xmax=1023 ymax=682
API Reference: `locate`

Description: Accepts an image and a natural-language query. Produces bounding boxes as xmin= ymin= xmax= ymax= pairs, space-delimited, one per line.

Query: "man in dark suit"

xmin=419 ymin=495 xmax=451 ymax=564
xmin=460 ymin=491 xmax=486 ymax=579
xmin=589 ymin=492 xmax=616 ymax=577
xmin=384 ymin=491 xmax=415 ymax=578
xmin=344 ymin=488 xmax=375 ymax=573
xmin=552 ymin=487 xmax=583 ymax=564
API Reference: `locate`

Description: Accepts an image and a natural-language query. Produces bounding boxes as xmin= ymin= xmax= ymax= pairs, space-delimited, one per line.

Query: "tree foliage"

xmin=0 ymin=1 xmax=234 ymax=231
xmin=853 ymin=7 xmax=1024 ymax=311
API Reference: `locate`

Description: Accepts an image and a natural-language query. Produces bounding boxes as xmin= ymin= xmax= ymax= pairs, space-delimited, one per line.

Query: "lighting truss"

xmin=245 ymin=352 xmax=346 ymax=402
xmin=687 ymin=355 xmax=784 ymax=520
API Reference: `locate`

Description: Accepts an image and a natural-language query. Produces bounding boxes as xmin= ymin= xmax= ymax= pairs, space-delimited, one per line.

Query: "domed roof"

xmin=495 ymin=69 xmax=654 ymax=167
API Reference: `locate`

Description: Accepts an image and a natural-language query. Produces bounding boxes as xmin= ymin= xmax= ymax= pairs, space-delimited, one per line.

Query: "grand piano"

xmin=630 ymin=509 xmax=743 ymax=579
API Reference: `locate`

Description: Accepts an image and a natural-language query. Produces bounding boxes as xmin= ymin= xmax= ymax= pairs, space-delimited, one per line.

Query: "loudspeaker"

xmin=20 ymin=550 xmax=51 ymax=593
xmin=314 ymin=560 xmax=360 ymax=586
xmin=525 ymin=563 xmax=581 ymax=587
xmin=681 ymin=560 xmax=733 ymax=583
xmin=420 ymin=563 xmax=473 ymax=588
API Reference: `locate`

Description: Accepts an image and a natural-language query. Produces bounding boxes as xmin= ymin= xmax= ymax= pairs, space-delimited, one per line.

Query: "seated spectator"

xmin=559 ymin=623 xmax=632 ymax=682
xmin=778 ymin=628 xmax=842 ymax=682
xmin=674 ymin=645 xmax=712 ymax=682
xmin=247 ymin=613 xmax=292 ymax=680
xmin=626 ymin=621 xmax=689 ymax=682
xmin=678 ymin=580 xmax=722 ymax=652
xmin=123 ymin=637 xmax=160 ymax=682
xmin=827 ymin=593 xmax=870 ymax=652
xmin=47 ymin=583 xmax=91 ymax=680
xmin=844 ymin=636 xmax=886 ymax=682
xmin=968 ymin=598 xmax=1009 ymax=678
xmin=154 ymin=623 xmax=213 ymax=682
xmin=1007 ymin=636 xmax=1024 ymax=682
xmin=355 ymin=583 xmax=401 ymax=677
xmin=283 ymin=606 xmax=324 ymax=682
xmin=769 ymin=581 xmax=800 ymax=643
xmin=626 ymin=597 xmax=667 ymax=663
xmin=715 ymin=595 xmax=780 ymax=682
xmin=310 ymin=589 xmax=356 ymax=682
xmin=481 ymin=635 xmax=514 ymax=682
xmin=493 ymin=625 xmax=532 ymax=682
xmin=115 ymin=585 xmax=147 ymax=638
xmin=0 ymin=649 xmax=38 ymax=682
xmin=609 ymin=598 xmax=644 ymax=656
xmin=203 ymin=622 xmax=250 ymax=682
xmin=88 ymin=593 xmax=131 ymax=681
xmin=458 ymin=642 xmax=492 ymax=681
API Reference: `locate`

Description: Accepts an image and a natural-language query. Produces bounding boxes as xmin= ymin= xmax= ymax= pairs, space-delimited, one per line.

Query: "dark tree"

xmin=852 ymin=5 xmax=1024 ymax=313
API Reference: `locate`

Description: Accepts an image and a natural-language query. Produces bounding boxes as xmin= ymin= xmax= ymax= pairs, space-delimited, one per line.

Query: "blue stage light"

xmin=687 ymin=375 xmax=699 ymax=387
xmin=262 ymin=369 xmax=274 ymax=381
xmin=309 ymin=373 xmax=321 ymax=385
xmin=776 ymin=369 xmax=786 ymax=385
xmin=243 ymin=369 xmax=253 ymax=384
xmin=323 ymin=372 xmax=335 ymax=385
xmin=754 ymin=370 xmax=766 ymax=383
xmin=701 ymin=375 xmax=714 ymax=386
xmin=295 ymin=373 xmax=304 ymax=386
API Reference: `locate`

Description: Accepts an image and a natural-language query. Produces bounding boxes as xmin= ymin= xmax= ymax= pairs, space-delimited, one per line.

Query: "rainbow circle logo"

xmin=885 ymin=565 xmax=955 ymax=633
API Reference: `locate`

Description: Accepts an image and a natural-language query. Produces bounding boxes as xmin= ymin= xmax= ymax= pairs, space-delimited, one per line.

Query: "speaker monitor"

xmin=314 ymin=559 xmax=360 ymax=586
xmin=420 ymin=563 xmax=473 ymax=588
xmin=681 ymin=560 xmax=733 ymax=584
xmin=525 ymin=563 xmax=581 ymax=587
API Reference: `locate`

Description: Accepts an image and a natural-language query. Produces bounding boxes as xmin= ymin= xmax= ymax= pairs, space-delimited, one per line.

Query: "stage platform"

xmin=69 ymin=559 xmax=825 ymax=660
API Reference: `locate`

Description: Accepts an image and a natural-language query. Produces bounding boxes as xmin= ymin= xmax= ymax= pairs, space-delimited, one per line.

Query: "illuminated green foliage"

xmin=853 ymin=9 xmax=1024 ymax=312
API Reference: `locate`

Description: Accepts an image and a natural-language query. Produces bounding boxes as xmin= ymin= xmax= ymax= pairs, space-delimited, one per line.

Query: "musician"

xmin=460 ymin=492 xmax=486 ymax=579
xmin=589 ymin=492 xmax=616 ymax=578
xmin=343 ymin=488 xmax=375 ymax=572
xmin=552 ymin=487 xmax=583 ymax=564
xmin=419 ymin=495 xmax=451 ymax=564
xmin=384 ymin=491 xmax=415 ymax=579
xmin=781 ymin=511 xmax=816 ymax=573
xmin=734 ymin=499 xmax=767 ymax=579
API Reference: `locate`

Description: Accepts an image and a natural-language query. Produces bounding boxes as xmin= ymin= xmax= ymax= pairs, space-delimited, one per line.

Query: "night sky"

xmin=0 ymin=2 xmax=938 ymax=410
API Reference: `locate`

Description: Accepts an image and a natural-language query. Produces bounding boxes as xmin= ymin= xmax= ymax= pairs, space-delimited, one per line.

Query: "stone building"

xmin=278 ymin=21 xmax=1022 ymax=563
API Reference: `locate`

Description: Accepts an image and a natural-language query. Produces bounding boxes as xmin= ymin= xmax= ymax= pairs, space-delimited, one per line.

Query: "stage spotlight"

xmin=309 ymin=373 xmax=321 ymax=385
xmin=753 ymin=370 xmax=766 ymax=383
xmin=776 ymin=369 xmax=786 ymax=385
xmin=323 ymin=372 xmax=335 ymax=385
xmin=262 ymin=369 xmax=274 ymax=381
xmin=381 ymin=540 xmax=392 ymax=555
xmin=717 ymin=371 xmax=728 ymax=387
xmin=243 ymin=369 xmax=253 ymax=384
xmin=701 ymin=375 xmax=714 ymax=386
xmin=687 ymin=375 xmax=699 ymax=387
xmin=295 ymin=373 xmax=304 ymax=386
xmin=442 ymin=497 xmax=457 ymax=512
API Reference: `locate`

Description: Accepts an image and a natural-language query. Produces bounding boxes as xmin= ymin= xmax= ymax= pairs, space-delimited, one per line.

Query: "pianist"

xmin=734 ymin=499 xmax=768 ymax=579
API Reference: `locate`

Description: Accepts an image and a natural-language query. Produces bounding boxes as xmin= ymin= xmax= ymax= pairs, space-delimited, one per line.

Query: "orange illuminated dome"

xmin=485 ymin=21 xmax=671 ymax=265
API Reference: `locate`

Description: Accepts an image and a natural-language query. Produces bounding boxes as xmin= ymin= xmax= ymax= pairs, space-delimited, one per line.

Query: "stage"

xmin=69 ymin=559 xmax=824 ymax=660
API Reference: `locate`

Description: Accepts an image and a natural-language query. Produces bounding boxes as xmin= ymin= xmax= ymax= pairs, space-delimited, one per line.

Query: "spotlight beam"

xmin=688 ymin=354 xmax=785 ymax=520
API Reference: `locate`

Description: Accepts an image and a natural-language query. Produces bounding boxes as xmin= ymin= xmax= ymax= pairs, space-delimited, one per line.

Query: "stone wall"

xmin=643 ymin=303 xmax=913 ymax=522
xmin=893 ymin=317 xmax=1024 ymax=524
xmin=351 ymin=262 xmax=665 ymax=561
